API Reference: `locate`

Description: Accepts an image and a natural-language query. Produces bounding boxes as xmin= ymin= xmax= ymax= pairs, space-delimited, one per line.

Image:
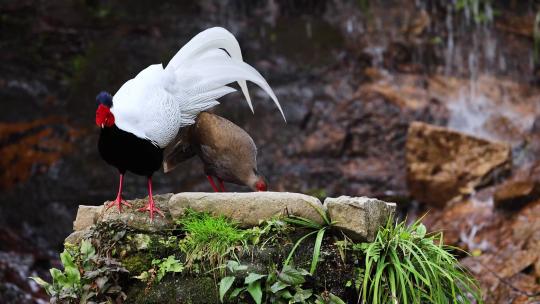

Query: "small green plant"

xmin=134 ymin=255 xmax=184 ymax=285
xmin=454 ymin=0 xmax=493 ymax=24
xmin=219 ymin=264 xmax=346 ymax=304
xmin=248 ymin=218 xmax=292 ymax=248
xmin=177 ymin=209 xmax=248 ymax=269
xmin=31 ymin=240 xmax=127 ymax=303
xmin=284 ymin=208 xmax=336 ymax=274
xmin=354 ymin=219 xmax=482 ymax=304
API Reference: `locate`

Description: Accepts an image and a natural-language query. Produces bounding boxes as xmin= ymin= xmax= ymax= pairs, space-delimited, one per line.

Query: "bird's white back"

xmin=111 ymin=27 xmax=285 ymax=149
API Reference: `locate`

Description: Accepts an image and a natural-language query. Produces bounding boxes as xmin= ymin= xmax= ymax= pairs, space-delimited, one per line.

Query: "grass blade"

xmin=310 ymin=228 xmax=326 ymax=274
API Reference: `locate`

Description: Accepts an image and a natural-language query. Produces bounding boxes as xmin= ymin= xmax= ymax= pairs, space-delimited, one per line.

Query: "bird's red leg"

xmin=137 ymin=177 xmax=164 ymax=220
xmin=218 ymin=178 xmax=226 ymax=192
xmin=207 ymin=175 xmax=219 ymax=192
xmin=105 ymin=174 xmax=131 ymax=212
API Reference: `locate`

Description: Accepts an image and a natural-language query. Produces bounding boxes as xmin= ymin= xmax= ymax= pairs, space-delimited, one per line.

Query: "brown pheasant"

xmin=163 ymin=112 xmax=267 ymax=192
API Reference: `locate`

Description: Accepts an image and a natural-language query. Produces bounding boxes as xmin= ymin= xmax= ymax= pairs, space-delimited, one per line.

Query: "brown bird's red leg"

xmin=218 ymin=178 xmax=226 ymax=192
xmin=105 ymin=173 xmax=132 ymax=212
xmin=207 ymin=175 xmax=219 ymax=192
xmin=137 ymin=177 xmax=164 ymax=220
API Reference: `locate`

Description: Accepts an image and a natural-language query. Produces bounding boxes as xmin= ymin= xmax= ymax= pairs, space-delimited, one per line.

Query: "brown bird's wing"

xmin=193 ymin=112 xmax=258 ymax=186
xmin=163 ymin=127 xmax=197 ymax=173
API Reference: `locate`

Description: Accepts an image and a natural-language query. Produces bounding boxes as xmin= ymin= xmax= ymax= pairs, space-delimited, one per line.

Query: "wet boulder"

xmin=406 ymin=121 xmax=511 ymax=207
xmin=494 ymin=179 xmax=540 ymax=210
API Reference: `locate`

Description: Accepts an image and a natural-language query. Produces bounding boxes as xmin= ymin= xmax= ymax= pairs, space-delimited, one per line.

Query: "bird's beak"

xmin=101 ymin=123 xmax=104 ymax=128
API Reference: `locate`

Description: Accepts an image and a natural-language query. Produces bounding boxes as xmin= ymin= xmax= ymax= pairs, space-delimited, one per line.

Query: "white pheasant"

xmin=95 ymin=27 xmax=285 ymax=219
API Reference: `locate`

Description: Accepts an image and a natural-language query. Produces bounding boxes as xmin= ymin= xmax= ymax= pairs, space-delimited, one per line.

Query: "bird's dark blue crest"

xmin=96 ymin=91 xmax=113 ymax=107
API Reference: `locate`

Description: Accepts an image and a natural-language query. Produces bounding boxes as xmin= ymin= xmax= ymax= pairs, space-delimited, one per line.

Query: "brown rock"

xmin=462 ymin=254 xmax=540 ymax=304
xmin=482 ymin=115 xmax=526 ymax=144
xmin=425 ymin=196 xmax=540 ymax=303
xmin=495 ymin=14 xmax=535 ymax=38
xmin=324 ymin=196 xmax=396 ymax=242
xmin=73 ymin=205 xmax=103 ymax=231
xmin=168 ymin=192 xmax=325 ymax=227
xmin=423 ymin=195 xmax=502 ymax=249
xmin=406 ymin=121 xmax=511 ymax=207
xmin=494 ymin=179 xmax=540 ymax=209
xmin=302 ymin=124 xmax=347 ymax=156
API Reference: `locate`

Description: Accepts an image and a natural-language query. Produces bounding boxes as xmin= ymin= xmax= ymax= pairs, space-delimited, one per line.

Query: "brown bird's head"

xmin=251 ymin=169 xmax=267 ymax=192
xmin=255 ymin=176 xmax=267 ymax=192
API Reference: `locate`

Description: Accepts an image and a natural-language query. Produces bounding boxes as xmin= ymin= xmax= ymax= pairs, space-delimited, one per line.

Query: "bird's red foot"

xmin=137 ymin=198 xmax=164 ymax=220
xmin=105 ymin=196 xmax=132 ymax=212
xmin=207 ymin=175 xmax=220 ymax=192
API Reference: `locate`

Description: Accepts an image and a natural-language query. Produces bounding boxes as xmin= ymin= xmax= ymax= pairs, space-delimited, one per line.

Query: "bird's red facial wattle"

xmin=96 ymin=104 xmax=115 ymax=128
xmin=255 ymin=178 xmax=267 ymax=192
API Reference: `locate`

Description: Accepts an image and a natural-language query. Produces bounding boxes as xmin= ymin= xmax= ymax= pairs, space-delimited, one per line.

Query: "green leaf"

xmin=284 ymin=216 xmax=322 ymax=229
xmin=278 ymin=266 xmax=309 ymax=285
xmin=30 ymin=276 xmax=49 ymax=287
xmin=278 ymin=290 xmax=293 ymax=299
xmin=60 ymin=251 xmax=76 ymax=269
xmin=293 ymin=288 xmax=312 ymax=302
xmin=270 ymin=281 xmax=289 ymax=293
xmin=50 ymin=268 xmax=67 ymax=284
xmin=219 ymin=276 xmax=235 ymax=303
xmin=133 ymin=271 xmax=150 ymax=282
xmin=244 ymin=273 xmax=266 ymax=284
xmin=30 ymin=276 xmax=51 ymax=294
xmin=80 ymin=240 xmax=95 ymax=259
xmin=415 ymin=224 xmax=426 ymax=238
xmin=226 ymin=260 xmax=247 ymax=272
xmin=64 ymin=266 xmax=81 ymax=284
xmin=284 ymin=230 xmax=318 ymax=266
xmin=246 ymin=281 xmax=263 ymax=304
xmin=229 ymin=287 xmax=245 ymax=298
xmin=310 ymin=228 xmax=326 ymax=274
xmin=328 ymin=293 xmax=347 ymax=304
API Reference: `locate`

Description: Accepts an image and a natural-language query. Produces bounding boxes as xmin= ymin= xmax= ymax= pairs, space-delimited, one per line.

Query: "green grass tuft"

xmin=177 ymin=209 xmax=247 ymax=269
xmin=355 ymin=218 xmax=482 ymax=304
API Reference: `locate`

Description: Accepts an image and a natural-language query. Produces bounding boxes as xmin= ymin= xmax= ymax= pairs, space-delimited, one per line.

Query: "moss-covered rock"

xmin=122 ymin=254 xmax=153 ymax=275
xmin=126 ymin=276 xmax=218 ymax=304
xmin=59 ymin=195 xmax=401 ymax=303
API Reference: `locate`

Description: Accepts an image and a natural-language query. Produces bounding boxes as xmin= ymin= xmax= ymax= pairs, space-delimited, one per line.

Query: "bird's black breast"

xmin=98 ymin=125 xmax=164 ymax=177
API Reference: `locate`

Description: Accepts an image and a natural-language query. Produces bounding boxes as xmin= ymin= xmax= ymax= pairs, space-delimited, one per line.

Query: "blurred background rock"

xmin=0 ymin=0 xmax=539 ymax=302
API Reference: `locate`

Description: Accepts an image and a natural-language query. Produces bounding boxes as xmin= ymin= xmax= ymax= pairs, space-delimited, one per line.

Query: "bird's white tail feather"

xmin=166 ymin=27 xmax=254 ymax=112
xmin=178 ymin=86 xmax=236 ymax=125
xmin=177 ymin=56 xmax=286 ymax=121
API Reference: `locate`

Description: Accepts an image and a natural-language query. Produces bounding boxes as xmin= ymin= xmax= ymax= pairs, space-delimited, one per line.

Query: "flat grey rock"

xmin=324 ymin=196 xmax=396 ymax=242
xmin=98 ymin=194 xmax=174 ymax=232
xmin=168 ymin=192 xmax=326 ymax=227
xmin=73 ymin=205 xmax=103 ymax=231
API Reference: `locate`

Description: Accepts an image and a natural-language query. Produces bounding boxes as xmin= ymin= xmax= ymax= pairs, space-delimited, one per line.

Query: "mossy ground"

xmin=58 ymin=211 xmax=479 ymax=304
xmin=79 ymin=213 xmax=358 ymax=303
